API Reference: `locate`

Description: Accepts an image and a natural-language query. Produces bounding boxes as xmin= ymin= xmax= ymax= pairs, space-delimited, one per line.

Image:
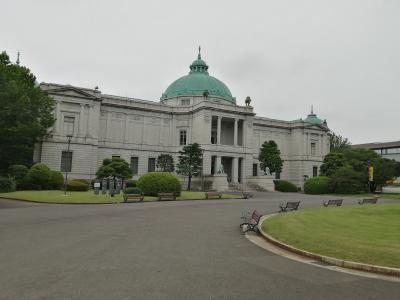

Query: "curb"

xmin=258 ymin=214 xmax=400 ymax=278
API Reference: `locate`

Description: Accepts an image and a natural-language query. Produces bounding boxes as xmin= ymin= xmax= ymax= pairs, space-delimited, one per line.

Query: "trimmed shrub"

xmin=304 ymin=176 xmax=333 ymax=195
xmin=124 ymin=187 xmax=141 ymax=194
xmin=137 ymin=172 xmax=181 ymax=196
xmin=8 ymin=165 xmax=29 ymax=186
xmin=274 ymin=180 xmax=298 ymax=192
xmin=67 ymin=180 xmax=89 ymax=191
xmin=49 ymin=170 xmax=64 ymax=190
xmin=71 ymin=178 xmax=90 ymax=185
xmin=0 ymin=177 xmax=16 ymax=193
xmin=330 ymin=166 xmax=365 ymax=194
xmin=125 ymin=180 xmax=137 ymax=188
xmin=27 ymin=163 xmax=51 ymax=189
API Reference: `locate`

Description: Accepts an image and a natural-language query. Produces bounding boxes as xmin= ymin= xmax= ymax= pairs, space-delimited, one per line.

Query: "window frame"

xmin=60 ymin=151 xmax=73 ymax=172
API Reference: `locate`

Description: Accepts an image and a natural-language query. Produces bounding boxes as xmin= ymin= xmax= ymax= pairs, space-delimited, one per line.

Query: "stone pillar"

xmin=55 ymin=101 xmax=61 ymax=134
xmin=87 ymin=105 xmax=93 ymax=138
xmin=232 ymin=157 xmax=238 ymax=183
xmin=216 ymin=156 xmax=222 ymax=173
xmin=217 ymin=116 xmax=221 ymax=145
xmin=234 ymin=119 xmax=238 ymax=146
xmin=124 ymin=114 xmax=130 ymax=143
xmin=79 ymin=104 xmax=85 ymax=136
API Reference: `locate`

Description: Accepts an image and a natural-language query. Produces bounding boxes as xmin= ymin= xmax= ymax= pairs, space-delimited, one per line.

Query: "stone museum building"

xmin=34 ymin=50 xmax=330 ymax=188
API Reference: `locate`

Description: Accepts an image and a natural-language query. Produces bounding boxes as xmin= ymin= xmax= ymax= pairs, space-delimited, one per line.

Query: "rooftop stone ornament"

xmin=245 ymin=96 xmax=251 ymax=106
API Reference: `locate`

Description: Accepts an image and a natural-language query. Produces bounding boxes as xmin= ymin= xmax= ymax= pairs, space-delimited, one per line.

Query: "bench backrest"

xmin=286 ymin=201 xmax=300 ymax=208
xmin=252 ymin=210 xmax=262 ymax=222
xmin=328 ymin=199 xmax=342 ymax=204
xmin=125 ymin=193 xmax=142 ymax=198
xmin=363 ymin=198 xmax=378 ymax=203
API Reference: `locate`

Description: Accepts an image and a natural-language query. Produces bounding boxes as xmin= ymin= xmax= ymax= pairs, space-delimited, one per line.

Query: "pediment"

xmin=46 ymin=86 xmax=100 ymax=100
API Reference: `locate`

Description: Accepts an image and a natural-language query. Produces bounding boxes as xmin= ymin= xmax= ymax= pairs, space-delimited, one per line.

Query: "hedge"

xmin=49 ymin=170 xmax=64 ymax=190
xmin=27 ymin=163 xmax=51 ymax=190
xmin=274 ymin=180 xmax=298 ymax=192
xmin=67 ymin=180 xmax=89 ymax=191
xmin=124 ymin=187 xmax=141 ymax=194
xmin=137 ymin=172 xmax=181 ymax=196
xmin=125 ymin=180 xmax=137 ymax=188
xmin=304 ymin=176 xmax=333 ymax=194
xmin=0 ymin=177 xmax=16 ymax=193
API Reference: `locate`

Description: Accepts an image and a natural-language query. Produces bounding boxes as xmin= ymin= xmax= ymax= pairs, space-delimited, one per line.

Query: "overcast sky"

xmin=2 ymin=0 xmax=399 ymax=144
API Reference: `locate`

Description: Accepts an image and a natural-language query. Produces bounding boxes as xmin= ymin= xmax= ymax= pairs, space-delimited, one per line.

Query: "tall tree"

xmin=329 ymin=131 xmax=351 ymax=151
xmin=176 ymin=143 xmax=202 ymax=191
xmin=96 ymin=157 xmax=133 ymax=180
xmin=156 ymin=154 xmax=174 ymax=172
xmin=0 ymin=51 xmax=55 ymax=174
xmin=258 ymin=140 xmax=284 ymax=175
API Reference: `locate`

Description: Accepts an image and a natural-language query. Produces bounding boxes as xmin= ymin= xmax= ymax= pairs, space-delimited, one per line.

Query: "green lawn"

xmin=262 ymin=204 xmax=400 ymax=268
xmin=0 ymin=190 xmax=242 ymax=204
xmin=333 ymin=193 xmax=400 ymax=200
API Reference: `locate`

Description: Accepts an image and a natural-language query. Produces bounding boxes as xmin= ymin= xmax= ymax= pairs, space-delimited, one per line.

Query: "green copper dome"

xmin=304 ymin=106 xmax=325 ymax=125
xmin=161 ymin=49 xmax=235 ymax=103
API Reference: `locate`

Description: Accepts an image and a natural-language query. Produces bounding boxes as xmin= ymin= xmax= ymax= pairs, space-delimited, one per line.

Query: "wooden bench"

xmin=123 ymin=193 xmax=144 ymax=203
xmin=279 ymin=201 xmax=300 ymax=212
xmin=358 ymin=198 xmax=378 ymax=205
xmin=240 ymin=210 xmax=263 ymax=233
xmin=205 ymin=192 xmax=222 ymax=199
xmin=323 ymin=199 xmax=343 ymax=207
xmin=158 ymin=193 xmax=176 ymax=201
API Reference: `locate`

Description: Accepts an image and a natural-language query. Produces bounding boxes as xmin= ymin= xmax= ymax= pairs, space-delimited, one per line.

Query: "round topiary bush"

xmin=0 ymin=176 xmax=16 ymax=193
xmin=8 ymin=165 xmax=29 ymax=185
xmin=67 ymin=180 xmax=89 ymax=191
xmin=49 ymin=170 xmax=64 ymax=190
xmin=27 ymin=163 xmax=51 ymax=190
xmin=304 ymin=176 xmax=333 ymax=194
xmin=137 ymin=172 xmax=181 ymax=196
xmin=71 ymin=178 xmax=90 ymax=185
xmin=274 ymin=180 xmax=298 ymax=192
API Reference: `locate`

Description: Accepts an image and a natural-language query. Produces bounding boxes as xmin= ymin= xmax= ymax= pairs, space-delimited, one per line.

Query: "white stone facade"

xmin=34 ymin=83 xmax=330 ymax=188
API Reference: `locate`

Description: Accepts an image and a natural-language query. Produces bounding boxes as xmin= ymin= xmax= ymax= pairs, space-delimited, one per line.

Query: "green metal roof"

xmin=161 ymin=49 xmax=235 ymax=103
xmin=304 ymin=107 xmax=325 ymax=125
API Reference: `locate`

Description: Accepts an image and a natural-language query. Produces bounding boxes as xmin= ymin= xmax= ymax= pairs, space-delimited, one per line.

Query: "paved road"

xmin=0 ymin=193 xmax=399 ymax=299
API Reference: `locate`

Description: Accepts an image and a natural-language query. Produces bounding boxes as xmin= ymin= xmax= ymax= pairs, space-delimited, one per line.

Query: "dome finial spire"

xmin=16 ymin=51 xmax=20 ymax=65
xmin=198 ymin=45 xmax=201 ymax=59
xmin=311 ymin=104 xmax=314 ymax=115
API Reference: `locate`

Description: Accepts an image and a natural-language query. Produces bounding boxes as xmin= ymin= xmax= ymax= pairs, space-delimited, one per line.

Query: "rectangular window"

xmin=130 ymin=157 xmax=138 ymax=175
xmin=63 ymin=116 xmax=75 ymax=135
xmin=252 ymin=164 xmax=258 ymax=176
xmin=275 ymin=172 xmax=281 ymax=179
xmin=61 ymin=151 xmax=73 ymax=172
xmin=180 ymin=130 xmax=187 ymax=145
xmin=311 ymin=142 xmax=316 ymax=156
xmin=181 ymin=99 xmax=190 ymax=106
xmin=313 ymin=166 xmax=318 ymax=177
xmin=148 ymin=158 xmax=156 ymax=172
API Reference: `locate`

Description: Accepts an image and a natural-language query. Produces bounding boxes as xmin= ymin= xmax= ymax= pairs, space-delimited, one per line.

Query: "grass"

xmin=0 ymin=190 xmax=242 ymax=204
xmin=262 ymin=203 xmax=400 ymax=268
xmin=332 ymin=193 xmax=400 ymax=200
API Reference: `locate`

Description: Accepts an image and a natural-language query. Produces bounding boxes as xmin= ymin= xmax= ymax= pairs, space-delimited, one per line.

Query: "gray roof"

xmin=352 ymin=140 xmax=400 ymax=149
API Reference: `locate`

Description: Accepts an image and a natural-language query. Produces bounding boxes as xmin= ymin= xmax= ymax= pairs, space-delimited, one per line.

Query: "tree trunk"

xmin=187 ymin=174 xmax=192 ymax=191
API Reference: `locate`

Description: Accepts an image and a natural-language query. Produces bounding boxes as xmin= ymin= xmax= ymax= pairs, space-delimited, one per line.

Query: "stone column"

xmin=216 ymin=156 xmax=222 ymax=173
xmin=87 ymin=105 xmax=93 ymax=138
xmin=79 ymin=104 xmax=85 ymax=136
xmin=217 ymin=116 xmax=221 ymax=145
xmin=124 ymin=114 xmax=130 ymax=143
xmin=54 ymin=101 xmax=61 ymax=134
xmin=234 ymin=119 xmax=238 ymax=146
xmin=232 ymin=157 xmax=239 ymax=183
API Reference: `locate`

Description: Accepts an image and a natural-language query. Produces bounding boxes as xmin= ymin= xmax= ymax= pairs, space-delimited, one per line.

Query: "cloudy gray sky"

xmin=2 ymin=0 xmax=399 ymax=144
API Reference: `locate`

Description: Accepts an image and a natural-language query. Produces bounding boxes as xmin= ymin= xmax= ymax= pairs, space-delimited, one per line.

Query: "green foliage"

xmin=0 ymin=176 xmax=16 ymax=192
xmin=27 ymin=163 xmax=51 ymax=189
xmin=156 ymin=154 xmax=174 ymax=172
xmin=96 ymin=157 xmax=132 ymax=180
xmin=273 ymin=180 xmax=298 ymax=192
xmin=67 ymin=180 xmax=89 ymax=191
xmin=49 ymin=170 xmax=64 ymax=189
xmin=137 ymin=172 xmax=181 ymax=196
xmin=304 ymin=176 xmax=333 ymax=194
xmin=373 ymin=158 xmax=399 ymax=187
xmin=7 ymin=164 xmax=29 ymax=187
xmin=71 ymin=178 xmax=90 ymax=185
xmin=123 ymin=187 xmax=141 ymax=194
xmin=330 ymin=166 xmax=365 ymax=194
xmin=329 ymin=131 xmax=351 ymax=151
xmin=320 ymin=152 xmax=346 ymax=177
xmin=125 ymin=180 xmax=137 ymax=187
xmin=0 ymin=51 xmax=55 ymax=174
xmin=176 ymin=143 xmax=203 ymax=191
xmin=258 ymin=140 xmax=284 ymax=174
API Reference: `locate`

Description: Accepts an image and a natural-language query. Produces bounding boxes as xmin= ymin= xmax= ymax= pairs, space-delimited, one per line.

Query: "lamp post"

xmin=201 ymin=149 xmax=205 ymax=191
xmin=64 ymin=134 xmax=73 ymax=195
